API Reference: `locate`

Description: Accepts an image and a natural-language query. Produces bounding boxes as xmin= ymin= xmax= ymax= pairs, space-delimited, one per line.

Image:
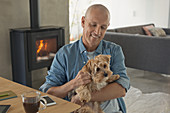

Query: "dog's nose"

xmin=104 ymin=73 xmax=108 ymax=77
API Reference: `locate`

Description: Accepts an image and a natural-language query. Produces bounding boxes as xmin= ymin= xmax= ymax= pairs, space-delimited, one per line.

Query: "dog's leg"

xmin=77 ymin=105 xmax=94 ymax=113
xmin=76 ymin=86 xmax=91 ymax=102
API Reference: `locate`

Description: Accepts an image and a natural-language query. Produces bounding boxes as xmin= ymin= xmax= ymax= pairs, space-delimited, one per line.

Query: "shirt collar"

xmin=96 ymin=40 xmax=103 ymax=54
xmin=79 ymin=37 xmax=86 ymax=53
xmin=79 ymin=37 xmax=103 ymax=54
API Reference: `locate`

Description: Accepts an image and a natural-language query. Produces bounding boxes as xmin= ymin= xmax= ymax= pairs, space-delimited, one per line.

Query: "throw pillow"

xmin=149 ymin=27 xmax=166 ymax=37
xmin=142 ymin=25 xmax=154 ymax=36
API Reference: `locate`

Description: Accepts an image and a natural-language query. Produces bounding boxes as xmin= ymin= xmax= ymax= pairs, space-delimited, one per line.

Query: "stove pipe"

xmin=29 ymin=0 xmax=40 ymax=29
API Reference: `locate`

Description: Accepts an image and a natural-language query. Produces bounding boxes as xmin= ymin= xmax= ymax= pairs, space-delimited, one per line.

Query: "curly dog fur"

xmin=72 ymin=54 xmax=120 ymax=113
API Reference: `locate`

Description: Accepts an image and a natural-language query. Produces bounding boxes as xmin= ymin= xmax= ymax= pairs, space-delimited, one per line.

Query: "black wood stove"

xmin=10 ymin=0 xmax=65 ymax=87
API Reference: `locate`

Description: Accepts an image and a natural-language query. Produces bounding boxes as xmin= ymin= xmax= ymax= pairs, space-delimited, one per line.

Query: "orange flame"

xmin=36 ymin=40 xmax=48 ymax=54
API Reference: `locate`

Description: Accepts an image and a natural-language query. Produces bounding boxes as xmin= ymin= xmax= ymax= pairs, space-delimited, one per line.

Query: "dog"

xmin=71 ymin=54 xmax=120 ymax=113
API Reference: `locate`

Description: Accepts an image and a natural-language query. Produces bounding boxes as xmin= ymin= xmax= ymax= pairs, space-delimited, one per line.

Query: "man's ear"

xmin=81 ymin=16 xmax=85 ymax=28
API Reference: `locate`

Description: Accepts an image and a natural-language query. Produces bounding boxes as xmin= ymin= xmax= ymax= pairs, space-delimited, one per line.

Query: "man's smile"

xmin=91 ymin=33 xmax=101 ymax=39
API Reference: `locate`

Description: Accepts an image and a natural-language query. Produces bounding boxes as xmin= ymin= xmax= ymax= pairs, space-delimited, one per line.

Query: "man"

xmin=40 ymin=4 xmax=130 ymax=113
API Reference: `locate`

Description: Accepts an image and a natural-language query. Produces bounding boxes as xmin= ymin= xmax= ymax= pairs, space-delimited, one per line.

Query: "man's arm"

xmin=71 ymin=82 xmax=126 ymax=104
xmin=46 ymin=71 xmax=91 ymax=98
xmin=90 ymin=82 xmax=126 ymax=102
xmin=46 ymin=79 xmax=75 ymax=98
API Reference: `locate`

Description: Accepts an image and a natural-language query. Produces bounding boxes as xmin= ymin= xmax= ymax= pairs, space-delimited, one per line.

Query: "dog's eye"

xmin=104 ymin=64 xmax=107 ymax=68
xmin=96 ymin=68 xmax=100 ymax=71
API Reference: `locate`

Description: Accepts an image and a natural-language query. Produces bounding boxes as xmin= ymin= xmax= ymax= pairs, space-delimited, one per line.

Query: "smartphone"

xmin=41 ymin=95 xmax=56 ymax=106
xmin=0 ymin=105 xmax=11 ymax=113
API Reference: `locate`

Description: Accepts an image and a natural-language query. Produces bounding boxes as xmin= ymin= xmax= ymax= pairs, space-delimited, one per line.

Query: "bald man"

xmin=40 ymin=4 xmax=130 ymax=113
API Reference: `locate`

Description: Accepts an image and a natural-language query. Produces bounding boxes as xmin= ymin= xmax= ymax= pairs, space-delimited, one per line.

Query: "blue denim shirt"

xmin=40 ymin=38 xmax=130 ymax=113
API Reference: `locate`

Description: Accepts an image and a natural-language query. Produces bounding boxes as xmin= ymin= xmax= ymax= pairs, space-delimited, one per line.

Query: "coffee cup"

xmin=21 ymin=91 xmax=47 ymax=113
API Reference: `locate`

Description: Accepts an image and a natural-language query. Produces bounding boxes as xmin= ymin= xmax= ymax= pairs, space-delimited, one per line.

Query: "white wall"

xmin=108 ymin=0 xmax=170 ymax=28
xmin=107 ymin=0 xmax=149 ymax=28
xmin=145 ymin=0 xmax=169 ymax=28
xmin=69 ymin=0 xmax=170 ymax=36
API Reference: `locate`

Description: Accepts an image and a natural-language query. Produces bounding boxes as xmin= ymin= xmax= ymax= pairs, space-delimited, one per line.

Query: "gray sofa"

xmin=104 ymin=23 xmax=170 ymax=74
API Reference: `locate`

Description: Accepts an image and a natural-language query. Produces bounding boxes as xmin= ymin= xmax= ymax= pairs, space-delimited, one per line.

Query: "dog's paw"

xmin=107 ymin=74 xmax=120 ymax=82
xmin=114 ymin=74 xmax=120 ymax=80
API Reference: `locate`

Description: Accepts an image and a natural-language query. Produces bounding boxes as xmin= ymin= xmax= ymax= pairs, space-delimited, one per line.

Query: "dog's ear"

xmin=82 ymin=59 xmax=95 ymax=74
xmin=104 ymin=55 xmax=111 ymax=63
xmin=95 ymin=55 xmax=111 ymax=63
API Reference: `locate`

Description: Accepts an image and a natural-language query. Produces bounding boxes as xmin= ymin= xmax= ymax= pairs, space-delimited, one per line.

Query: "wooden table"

xmin=0 ymin=77 xmax=80 ymax=113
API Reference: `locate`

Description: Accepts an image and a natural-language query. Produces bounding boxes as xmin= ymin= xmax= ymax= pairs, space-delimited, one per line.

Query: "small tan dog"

xmin=73 ymin=54 xmax=120 ymax=113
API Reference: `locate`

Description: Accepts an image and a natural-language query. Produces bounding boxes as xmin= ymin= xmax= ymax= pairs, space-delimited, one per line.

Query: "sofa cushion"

xmin=115 ymin=26 xmax=144 ymax=35
xmin=142 ymin=25 xmax=154 ymax=36
xmin=149 ymin=27 xmax=166 ymax=37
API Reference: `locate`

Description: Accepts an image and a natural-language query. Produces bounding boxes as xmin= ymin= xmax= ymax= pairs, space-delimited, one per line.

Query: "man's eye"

xmin=104 ymin=64 xmax=107 ymax=68
xmin=101 ymin=26 xmax=107 ymax=30
xmin=91 ymin=24 xmax=96 ymax=27
xmin=96 ymin=68 xmax=100 ymax=71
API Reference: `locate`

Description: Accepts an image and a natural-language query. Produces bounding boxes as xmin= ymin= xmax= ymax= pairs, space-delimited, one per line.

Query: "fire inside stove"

xmin=36 ymin=38 xmax=57 ymax=62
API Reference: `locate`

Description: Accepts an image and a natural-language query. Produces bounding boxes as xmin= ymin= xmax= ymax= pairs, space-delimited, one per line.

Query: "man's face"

xmin=81 ymin=8 xmax=110 ymax=52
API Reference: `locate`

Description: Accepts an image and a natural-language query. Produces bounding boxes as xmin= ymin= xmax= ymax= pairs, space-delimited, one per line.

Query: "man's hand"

xmin=72 ymin=71 xmax=91 ymax=88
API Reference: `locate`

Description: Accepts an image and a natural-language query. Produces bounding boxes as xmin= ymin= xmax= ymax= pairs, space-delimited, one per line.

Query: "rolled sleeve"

xmin=111 ymin=45 xmax=130 ymax=92
xmin=116 ymin=77 xmax=130 ymax=92
xmin=39 ymin=82 xmax=53 ymax=93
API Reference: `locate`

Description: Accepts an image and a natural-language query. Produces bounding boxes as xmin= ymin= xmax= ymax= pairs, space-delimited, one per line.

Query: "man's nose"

xmin=94 ymin=26 xmax=101 ymax=35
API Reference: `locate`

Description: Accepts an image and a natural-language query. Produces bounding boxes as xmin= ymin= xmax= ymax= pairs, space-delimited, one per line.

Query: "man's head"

xmin=81 ymin=4 xmax=110 ymax=52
